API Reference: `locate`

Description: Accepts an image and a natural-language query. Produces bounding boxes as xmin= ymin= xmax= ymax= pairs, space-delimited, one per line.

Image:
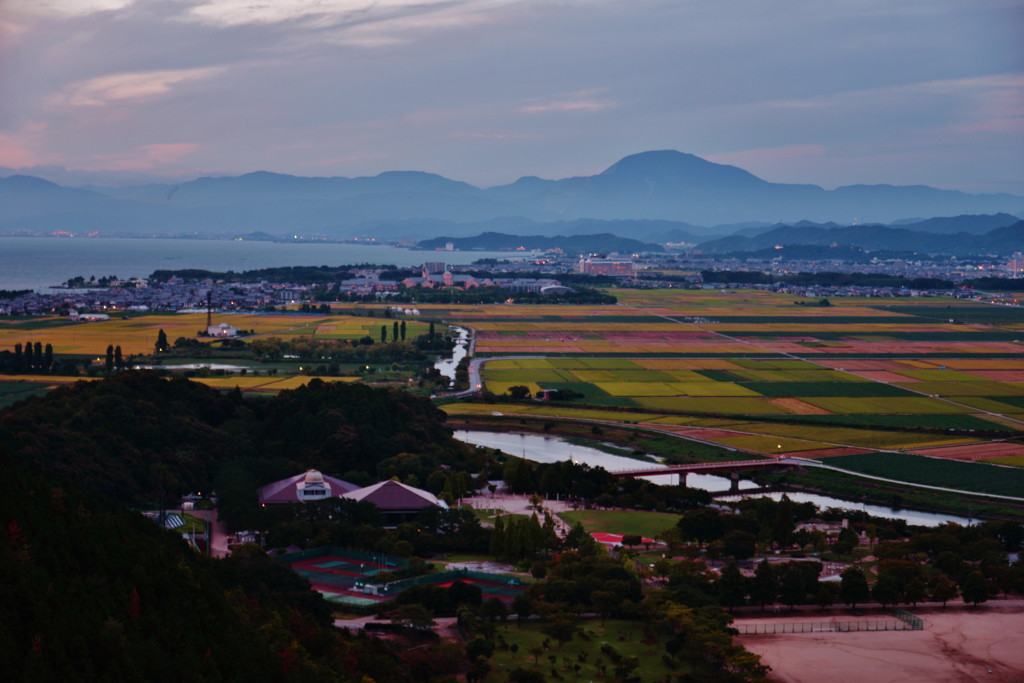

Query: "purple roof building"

xmin=257 ymin=470 xmax=359 ymax=505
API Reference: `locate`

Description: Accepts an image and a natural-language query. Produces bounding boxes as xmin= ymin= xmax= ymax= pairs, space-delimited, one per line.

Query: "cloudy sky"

xmin=1 ymin=0 xmax=1021 ymax=192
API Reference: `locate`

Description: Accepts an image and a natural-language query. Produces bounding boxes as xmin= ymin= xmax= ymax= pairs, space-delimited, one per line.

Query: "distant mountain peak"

xmin=597 ymin=149 xmax=765 ymax=187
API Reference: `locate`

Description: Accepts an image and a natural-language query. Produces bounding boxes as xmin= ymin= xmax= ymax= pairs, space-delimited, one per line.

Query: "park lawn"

xmin=558 ymin=510 xmax=680 ymax=539
xmin=489 ymin=619 xmax=688 ymax=681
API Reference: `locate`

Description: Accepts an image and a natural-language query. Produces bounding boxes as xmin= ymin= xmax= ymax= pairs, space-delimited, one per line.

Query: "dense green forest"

xmin=0 ymin=454 xmax=404 ymax=682
xmin=0 ymin=373 xmax=471 ymax=512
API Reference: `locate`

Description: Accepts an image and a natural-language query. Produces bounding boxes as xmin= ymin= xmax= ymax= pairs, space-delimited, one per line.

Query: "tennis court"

xmin=431 ymin=576 xmax=528 ymax=602
xmin=294 ymin=556 xmax=400 ymax=578
xmin=279 ymin=548 xmax=529 ymax=610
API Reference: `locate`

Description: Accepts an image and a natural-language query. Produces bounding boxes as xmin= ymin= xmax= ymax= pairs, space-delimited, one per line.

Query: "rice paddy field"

xmin=438 ymin=292 xmax=1024 ymax=482
xmin=0 ymin=312 xmax=429 ymax=356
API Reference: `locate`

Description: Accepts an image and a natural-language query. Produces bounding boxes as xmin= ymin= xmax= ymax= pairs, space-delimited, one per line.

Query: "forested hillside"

xmin=0 ymin=454 xmax=403 ymax=682
xmin=0 ymin=373 xmax=471 ymax=509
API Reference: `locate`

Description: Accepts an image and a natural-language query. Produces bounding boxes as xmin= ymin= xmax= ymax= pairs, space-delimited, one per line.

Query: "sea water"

xmin=0 ymin=237 xmax=517 ymax=291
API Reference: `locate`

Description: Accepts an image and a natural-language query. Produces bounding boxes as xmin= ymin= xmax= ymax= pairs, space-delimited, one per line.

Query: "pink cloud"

xmin=520 ymin=99 xmax=615 ymax=114
xmin=89 ymin=143 xmax=201 ymax=171
xmin=50 ymin=68 xmax=224 ymax=107
xmin=0 ymin=134 xmax=39 ymax=167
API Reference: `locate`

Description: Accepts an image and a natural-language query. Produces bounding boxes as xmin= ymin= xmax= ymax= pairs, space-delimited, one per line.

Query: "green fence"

xmin=278 ymin=546 xmax=409 ymax=570
xmin=893 ymin=607 xmax=924 ymax=630
xmin=294 ymin=568 xmax=357 ymax=589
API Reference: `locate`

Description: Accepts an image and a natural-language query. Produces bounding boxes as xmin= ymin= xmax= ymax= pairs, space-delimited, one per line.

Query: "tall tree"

xmin=773 ymin=495 xmax=796 ymax=546
xmin=43 ymin=343 xmax=53 ymax=371
xmin=380 ymin=325 xmax=387 ymax=343
xmin=105 ymin=345 xmax=114 ymax=373
xmin=871 ymin=574 xmax=901 ymax=608
xmin=961 ymin=571 xmax=989 ymax=607
xmin=779 ymin=564 xmax=808 ymax=610
xmin=904 ymin=577 xmax=928 ymax=607
xmin=33 ymin=342 xmax=43 ymax=371
xmin=930 ymin=574 xmax=959 ymax=607
xmin=114 ymin=345 xmax=123 ymax=371
xmin=590 ymin=591 xmax=621 ymax=626
xmin=749 ymin=560 xmax=777 ymax=611
xmin=489 ymin=515 xmax=505 ymax=560
xmin=429 ymin=321 xmax=435 ymax=340
xmin=14 ymin=342 xmax=22 ymax=370
xmin=542 ymin=513 xmax=559 ymax=552
xmin=400 ymin=320 xmax=406 ymax=341
xmin=839 ymin=567 xmax=870 ymax=610
xmin=155 ymin=329 xmax=169 ymax=353
xmin=511 ymin=594 xmax=531 ymax=628
xmin=24 ymin=340 xmax=32 ymax=370
xmin=541 ymin=613 xmax=576 ymax=650
xmin=815 ymin=583 xmax=836 ymax=610
xmin=717 ymin=561 xmax=747 ymax=612
xmin=393 ymin=321 xmax=399 ymax=343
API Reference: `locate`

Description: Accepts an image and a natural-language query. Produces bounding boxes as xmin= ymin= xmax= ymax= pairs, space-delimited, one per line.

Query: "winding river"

xmin=454 ymin=429 xmax=972 ymax=527
xmin=434 ymin=327 xmax=469 ymax=381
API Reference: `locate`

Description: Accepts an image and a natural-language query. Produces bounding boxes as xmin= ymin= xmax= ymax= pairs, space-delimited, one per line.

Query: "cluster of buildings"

xmin=400 ymin=266 xmax=570 ymax=294
xmin=578 ymin=255 xmax=636 ymax=276
xmin=257 ymin=470 xmax=447 ymax=527
xmin=0 ymin=263 xmax=582 ymax=316
xmin=1 ymin=278 xmax=281 ymax=316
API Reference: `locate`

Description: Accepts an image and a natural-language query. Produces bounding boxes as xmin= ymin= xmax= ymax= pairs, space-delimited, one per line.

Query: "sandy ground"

xmin=737 ymin=605 xmax=1024 ymax=683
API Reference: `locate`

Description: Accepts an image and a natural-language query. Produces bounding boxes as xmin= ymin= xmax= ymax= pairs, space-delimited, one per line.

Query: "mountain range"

xmin=699 ymin=216 xmax=1024 ymax=257
xmin=1 ymin=150 xmax=1023 ymax=238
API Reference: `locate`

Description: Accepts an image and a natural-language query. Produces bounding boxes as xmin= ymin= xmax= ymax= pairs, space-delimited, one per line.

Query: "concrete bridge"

xmin=609 ymin=459 xmax=801 ymax=491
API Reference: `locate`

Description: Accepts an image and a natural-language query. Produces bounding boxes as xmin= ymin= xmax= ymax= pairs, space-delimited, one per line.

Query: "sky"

xmin=0 ymin=0 xmax=1022 ymax=192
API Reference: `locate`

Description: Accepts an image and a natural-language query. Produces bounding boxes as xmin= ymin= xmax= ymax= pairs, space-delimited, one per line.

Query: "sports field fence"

xmin=738 ymin=610 xmax=924 ymax=636
xmin=739 ymin=620 xmax=910 ymax=635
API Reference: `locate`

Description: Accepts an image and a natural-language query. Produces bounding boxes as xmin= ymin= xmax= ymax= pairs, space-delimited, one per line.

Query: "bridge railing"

xmin=609 ymin=459 xmax=781 ymax=475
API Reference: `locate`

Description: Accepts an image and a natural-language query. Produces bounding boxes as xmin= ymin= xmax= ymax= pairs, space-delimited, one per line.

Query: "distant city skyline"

xmin=1 ymin=1 xmax=1022 ymax=193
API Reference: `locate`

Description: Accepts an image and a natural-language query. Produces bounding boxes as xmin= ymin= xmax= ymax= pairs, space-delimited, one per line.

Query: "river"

xmin=434 ymin=327 xmax=469 ymax=382
xmin=454 ymin=429 xmax=761 ymax=492
xmin=454 ymin=429 xmax=972 ymax=527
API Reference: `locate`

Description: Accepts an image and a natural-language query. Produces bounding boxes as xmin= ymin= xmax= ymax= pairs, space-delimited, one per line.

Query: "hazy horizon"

xmin=1 ymin=1 xmax=1022 ymax=194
